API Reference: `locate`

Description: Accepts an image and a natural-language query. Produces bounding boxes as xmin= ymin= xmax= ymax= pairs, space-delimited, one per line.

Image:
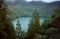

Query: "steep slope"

xmin=6 ymin=1 xmax=60 ymax=20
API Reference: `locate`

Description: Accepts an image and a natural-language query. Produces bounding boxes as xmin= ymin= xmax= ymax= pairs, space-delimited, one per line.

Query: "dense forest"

xmin=0 ymin=0 xmax=60 ymax=39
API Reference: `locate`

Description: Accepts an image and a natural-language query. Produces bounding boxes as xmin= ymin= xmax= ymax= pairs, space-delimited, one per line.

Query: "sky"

xmin=6 ymin=0 xmax=60 ymax=3
xmin=41 ymin=0 xmax=60 ymax=3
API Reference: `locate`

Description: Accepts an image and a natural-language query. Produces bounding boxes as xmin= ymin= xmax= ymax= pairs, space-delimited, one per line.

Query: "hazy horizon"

xmin=6 ymin=0 xmax=60 ymax=3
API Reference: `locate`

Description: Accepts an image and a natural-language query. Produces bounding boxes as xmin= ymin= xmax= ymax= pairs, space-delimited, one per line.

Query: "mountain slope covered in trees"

xmin=6 ymin=1 xmax=60 ymax=19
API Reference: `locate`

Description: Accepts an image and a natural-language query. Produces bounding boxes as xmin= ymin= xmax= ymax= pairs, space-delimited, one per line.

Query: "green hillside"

xmin=7 ymin=5 xmax=60 ymax=20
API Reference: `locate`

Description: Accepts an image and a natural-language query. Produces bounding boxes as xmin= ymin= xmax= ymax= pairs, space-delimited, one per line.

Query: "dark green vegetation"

xmin=6 ymin=1 xmax=60 ymax=20
xmin=0 ymin=0 xmax=60 ymax=39
xmin=25 ymin=10 xmax=40 ymax=39
xmin=16 ymin=20 xmax=21 ymax=39
xmin=0 ymin=0 xmax=17 ymax=39
xmin=24 ymin=9 xmax=60 ymax=39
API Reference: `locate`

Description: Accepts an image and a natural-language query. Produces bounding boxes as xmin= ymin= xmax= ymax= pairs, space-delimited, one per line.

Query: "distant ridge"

xmin=47 ymin=1 xmax=60 ymax=6
xmin=5 ymin=1 xmax=46 ymax=5
xmin=6 ymin=1 xmax=60 ymax=19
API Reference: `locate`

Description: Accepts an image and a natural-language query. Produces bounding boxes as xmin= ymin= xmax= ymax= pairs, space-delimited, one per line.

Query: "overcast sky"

xmin=6 ymin=0 xmax=60 ymax=3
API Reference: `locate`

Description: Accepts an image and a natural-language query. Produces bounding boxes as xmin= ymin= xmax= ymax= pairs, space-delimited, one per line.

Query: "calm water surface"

xmin=12 ymin=17 xmax=45 ymax=32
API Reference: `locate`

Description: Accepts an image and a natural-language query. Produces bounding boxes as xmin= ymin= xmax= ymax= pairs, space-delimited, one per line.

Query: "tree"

xmin=0 ymin=0 xmax=17 ymax=39
xmin=21 ymin=31 xmax=27 ymax=39
xmin=39 ymin=19 xmax=57 ymax=39
xmin=39 ymin=9 xmax=60 ymax=39
xmin=0 ymin=0 xmax=6 ymax=22
xmin=51 ymin=9 xmax=60 ymax=39
xmin=25 ymin=9 xmax=40 ymax=39
xmin=16 ymin=20 xmax=21 ymax=39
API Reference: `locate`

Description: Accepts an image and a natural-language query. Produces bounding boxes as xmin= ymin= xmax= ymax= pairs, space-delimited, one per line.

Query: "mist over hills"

xmin=6 ymin=1 xmax=60 ymax=20
xmin=5 ymin=0 xmax=46 ymax=5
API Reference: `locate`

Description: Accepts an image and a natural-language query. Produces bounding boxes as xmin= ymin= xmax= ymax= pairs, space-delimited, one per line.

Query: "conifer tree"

xmin=39 ymin=9 xmax=60 ymax=39
xmin=51 ymin=9 xmax=60 ymax=39
xmin=16 ymin=20 xmax=21 ymax=39
xmin=26 ymin=9 xmax=40 ymax=39
xmin=0 ymin=0 xmax=17 ymax=39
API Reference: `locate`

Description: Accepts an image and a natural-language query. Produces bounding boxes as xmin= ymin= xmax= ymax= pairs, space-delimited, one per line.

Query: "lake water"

xmin=12 ymin=17 xmax=45 ymax=32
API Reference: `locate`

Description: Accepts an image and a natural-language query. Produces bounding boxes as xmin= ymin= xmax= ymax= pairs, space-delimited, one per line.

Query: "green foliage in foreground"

xmin=0 ymin=0 xmax=17 ymax=39
xmin=0 ymin=0 xmax=60 ymax=39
